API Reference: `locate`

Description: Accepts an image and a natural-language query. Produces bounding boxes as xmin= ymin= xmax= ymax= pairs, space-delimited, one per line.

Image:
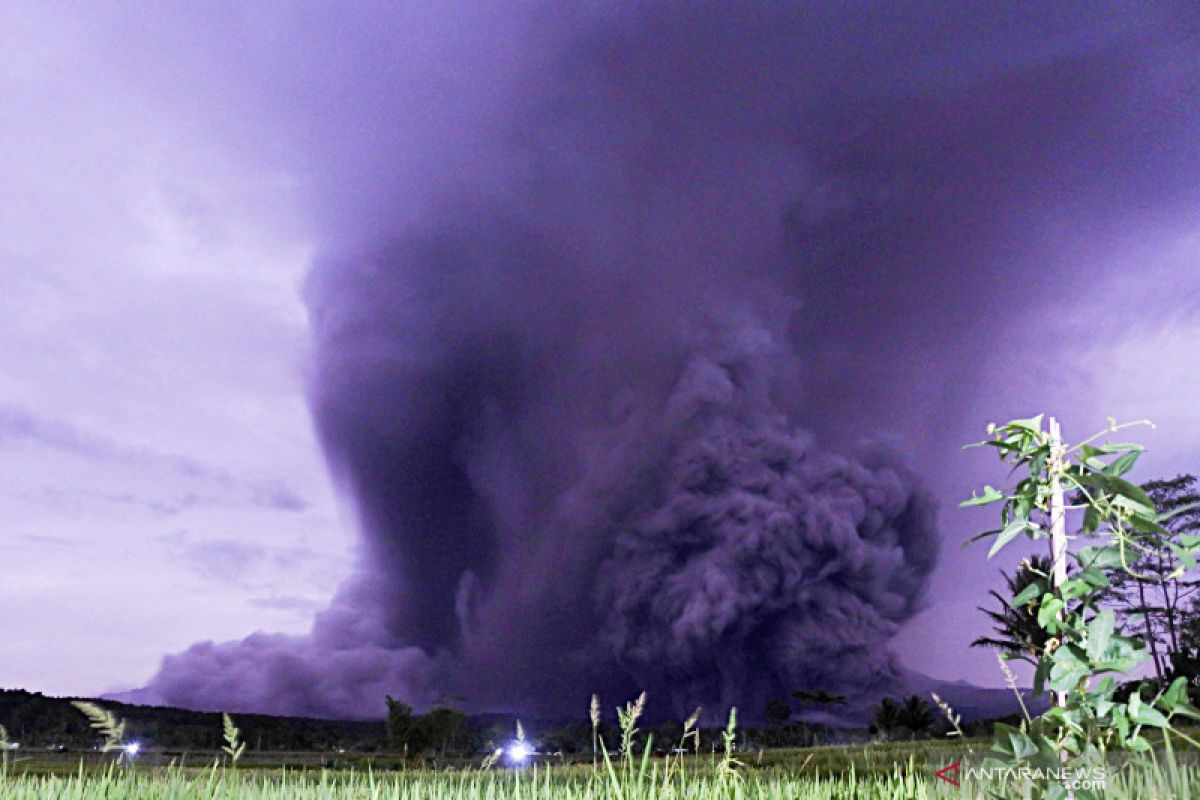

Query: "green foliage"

xmin=411 ymin=707 xmax=466 ymax=757
xmin=1107 ymin=474 xmax=1200 ymax=683
xmin=7 ymin=692 xmax=1200 ymax=799
xmin=221 ymin=713 xmax=246 ymax=766
xmin=383 ymin=697 xmax=466 ymax=758
xmin=70 ymin=702 xmax=127 ymax=756
xmin=0 ymin=722 xmax=10 ymax=774
xmin=0 ymin=689 xmax=386 ymax=752
xmin=970 ymin=555 xmax=1056 ymax=664
xmin=384 ymin=695 xmax=416 ymax=755
xmin=615 ymin=692 xmax=646 ymax=759
xmin=590 ymin=694 xmax=601 ymax=765
xmin=597 ymin=692 xmax=655 ymax=796
xmin=682 ymin=706 xmax=702 ymax=754
xmin=870 ymin=696 xmax=935 ymax=740
xmin=6 ymin=747 xmax=1200 ymax=799
xmin=718 ymin=707 xmax=741 ymax=779
xmin=963 ymin=415 xmax=1200 ymax=797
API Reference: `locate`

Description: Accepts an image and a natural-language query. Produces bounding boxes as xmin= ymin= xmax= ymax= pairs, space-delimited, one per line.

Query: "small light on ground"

xmin=505 ymin=741 xmax=531 ymax=764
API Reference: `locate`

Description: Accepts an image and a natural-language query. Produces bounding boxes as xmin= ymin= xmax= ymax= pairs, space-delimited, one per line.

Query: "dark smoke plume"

xmin=133 ymin=2 xmax=1196 ymax=720
xmin=145 ymin=214 xmax=939 ymax=718
xmin=142 ymin=201 xmax=938 ymax=718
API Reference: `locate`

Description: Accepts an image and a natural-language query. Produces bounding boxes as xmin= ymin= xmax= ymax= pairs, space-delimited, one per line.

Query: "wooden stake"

xmin=1048 ymin=417 xmax=1075 ymax=799
xmin=1048 ymin=416 xmax=1069 ymax=711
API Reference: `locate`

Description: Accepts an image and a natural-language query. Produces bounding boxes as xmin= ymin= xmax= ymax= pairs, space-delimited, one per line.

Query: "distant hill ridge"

xmin=899 ymin=668 xmax=1050 ymax=724
xmin=0 ymin=688 xmax=387 ymax=750
xmin=0 ymin=669 xmax=1045 ymax=750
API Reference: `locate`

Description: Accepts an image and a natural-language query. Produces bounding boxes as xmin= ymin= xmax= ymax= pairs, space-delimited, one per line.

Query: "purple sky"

xmin=1 ymin=2 xmax=1198 ymax=712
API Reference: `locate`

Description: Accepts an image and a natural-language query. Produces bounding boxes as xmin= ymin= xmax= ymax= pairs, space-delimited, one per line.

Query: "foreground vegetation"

xmin=5 ymin=715 xmax=1200 ymax=799
xmin=4 ymin=750 xmax=1200 ymax=799
xmin=7 ymin=414 xmax=1199 ymax=797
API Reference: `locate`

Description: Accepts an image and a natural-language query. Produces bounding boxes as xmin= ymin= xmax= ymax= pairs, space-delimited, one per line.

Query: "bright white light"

xmin=124 ymin=742 xmax=141 ymax=756
xmin=506 ymin=741 xmax=531 ymax=764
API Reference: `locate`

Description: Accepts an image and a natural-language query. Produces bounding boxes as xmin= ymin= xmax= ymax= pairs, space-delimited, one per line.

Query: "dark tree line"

xmin=384 ymin=697 xmax=469 ymax=757
xmin=761 ymin=689 xmax=942 ymax=742
xmin=753 ymin=690 xmax=846 ymax=747
xmin=869 ymin=696 xmax=935 ymax=740
xmin=0 ymin=689 xmax=387 ymax=751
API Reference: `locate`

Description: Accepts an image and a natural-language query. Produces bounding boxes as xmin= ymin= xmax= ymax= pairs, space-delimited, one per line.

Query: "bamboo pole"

xmin=1048 ymin=417 xmax=1075 ymax=798
xmin=1048 ymin=417 xmax=1069 ymax=710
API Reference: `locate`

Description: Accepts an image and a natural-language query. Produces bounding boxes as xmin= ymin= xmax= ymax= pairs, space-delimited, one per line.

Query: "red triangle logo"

xmin=934 ymin=761 xmax=961 ymax=787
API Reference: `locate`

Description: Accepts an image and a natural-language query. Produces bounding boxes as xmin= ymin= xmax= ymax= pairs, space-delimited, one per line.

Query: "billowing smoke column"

xmin=143 ymin=217 xmax=938 ymax=719
xmin=112 ymin=0 xmax=1199 ymax=718
xmin=307 ymin=214 xmax=941 ymax=717
xmin=130 ymin=2 xmax=981 ymax=720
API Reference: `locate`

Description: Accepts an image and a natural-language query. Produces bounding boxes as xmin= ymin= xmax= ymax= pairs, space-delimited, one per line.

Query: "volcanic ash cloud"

xmin=130 ymin=3 xmax=952 ymax=720
xmin=138 ymin=215 xmax=938 ymax=719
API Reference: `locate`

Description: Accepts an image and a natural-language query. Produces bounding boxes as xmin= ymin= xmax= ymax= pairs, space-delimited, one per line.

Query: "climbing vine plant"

xmin=963 ymin=415 xmax=1200 ymax=799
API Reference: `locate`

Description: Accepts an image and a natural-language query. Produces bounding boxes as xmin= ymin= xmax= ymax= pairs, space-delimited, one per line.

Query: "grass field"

xmin=6 ymin=701 xmax=1199 ymax=798
xmin=4 ymin=739 xmax=1200 ymax=798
